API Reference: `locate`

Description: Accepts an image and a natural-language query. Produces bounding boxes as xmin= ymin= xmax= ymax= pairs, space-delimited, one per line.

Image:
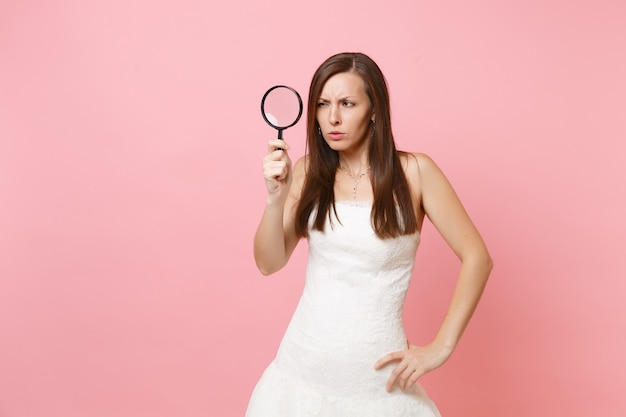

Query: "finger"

xmin=263 ymin=157 xmax=289 ymax=173
xmin=265 ymin=151 xmax=291 ymax=168
xmin=386 ymin=361 xmax=408 ymax=392
xmin=264 ymin=149 xmax=286 ymax=161
xmin=267 ymin=139 xmax=290 ymax=152
xmin=374 ymin=351 xmax=403 ymax=369
xmin=406 ymin=369 xmax=422 ymax=389
xmin=264 ymin=162 xmax=289 ymax=181
xmin=398 ymin=367 xmax=416 ymax=391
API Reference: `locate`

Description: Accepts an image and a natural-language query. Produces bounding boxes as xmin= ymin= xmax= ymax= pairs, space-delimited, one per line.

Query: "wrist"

xmin=431 ymin=337 xmax=456 ymax=357
xmin=265 ymin=193 xmax=286 ymax=207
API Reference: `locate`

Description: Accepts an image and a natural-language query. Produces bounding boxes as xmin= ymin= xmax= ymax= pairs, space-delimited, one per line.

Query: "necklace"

xmin=340 ymin=165 xmax=370 ymax=200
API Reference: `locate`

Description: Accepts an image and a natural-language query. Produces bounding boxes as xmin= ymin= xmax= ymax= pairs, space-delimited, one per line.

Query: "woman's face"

xmin=316 ymin=71 xmax=374 ymax=154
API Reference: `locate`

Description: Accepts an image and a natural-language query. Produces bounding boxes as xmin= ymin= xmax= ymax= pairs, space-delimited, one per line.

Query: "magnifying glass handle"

xmin=276 ymin=129 xmax=284 ymax=150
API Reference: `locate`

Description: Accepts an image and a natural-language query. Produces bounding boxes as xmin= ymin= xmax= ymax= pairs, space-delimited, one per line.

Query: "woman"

xmin=246 ymin=52 xmax=492 ymax=416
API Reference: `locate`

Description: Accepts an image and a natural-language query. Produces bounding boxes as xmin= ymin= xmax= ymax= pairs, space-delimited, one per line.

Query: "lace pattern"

xmin=246 ymin=202 xmax=440 ymax=417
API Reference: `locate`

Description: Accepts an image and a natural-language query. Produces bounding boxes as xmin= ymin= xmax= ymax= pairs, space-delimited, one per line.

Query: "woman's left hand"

xmin=374 ymin=342 xmax=452 ymax=392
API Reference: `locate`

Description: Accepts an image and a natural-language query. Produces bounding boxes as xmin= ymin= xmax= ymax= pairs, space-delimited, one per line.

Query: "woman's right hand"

xmin=255 ymin=139 xmax=301 ymax=275
xmin=263 ymin=139 xmax=292 ymax=203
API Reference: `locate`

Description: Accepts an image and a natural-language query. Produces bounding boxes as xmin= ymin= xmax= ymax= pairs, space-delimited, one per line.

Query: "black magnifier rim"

xmin=260 ymin=85 xmax=303 ymax=130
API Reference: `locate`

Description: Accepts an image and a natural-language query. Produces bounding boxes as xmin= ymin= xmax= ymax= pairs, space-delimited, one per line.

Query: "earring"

xmin=318 ymin=126 xmax=322 ymax=136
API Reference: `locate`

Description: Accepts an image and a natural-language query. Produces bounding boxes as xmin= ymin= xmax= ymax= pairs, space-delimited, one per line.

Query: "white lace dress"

xmin=246 ymin=201 xmax=441 ymax=416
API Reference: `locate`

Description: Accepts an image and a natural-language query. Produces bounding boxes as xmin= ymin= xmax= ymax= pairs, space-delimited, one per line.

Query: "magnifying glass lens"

xmin=262 ymin=87 xmax=302 ymax=129
xmin=261 ymin=85 xmax=303 ymax=142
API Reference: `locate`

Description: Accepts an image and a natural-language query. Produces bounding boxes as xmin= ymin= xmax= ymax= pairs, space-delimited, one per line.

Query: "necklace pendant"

xmin=340 ymin=165 xmax=370 ymax=200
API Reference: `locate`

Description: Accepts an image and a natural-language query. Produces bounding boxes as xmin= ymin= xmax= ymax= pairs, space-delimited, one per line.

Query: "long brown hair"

xmin=294 ymin=52 xmax=417 ymax=239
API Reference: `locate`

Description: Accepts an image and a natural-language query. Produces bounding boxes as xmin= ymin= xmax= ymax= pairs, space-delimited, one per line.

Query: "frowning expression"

xmin=317 ymin=72 xmax=374 ymax=153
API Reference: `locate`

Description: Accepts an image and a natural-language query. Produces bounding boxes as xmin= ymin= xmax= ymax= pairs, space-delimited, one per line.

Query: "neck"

xmin=338 ymin=156 xmax=369 ymax=177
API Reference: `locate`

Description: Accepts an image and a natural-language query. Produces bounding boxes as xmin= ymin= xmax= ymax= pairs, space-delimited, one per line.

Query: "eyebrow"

xmin=318 ymin=96 xmax=358 ymax=102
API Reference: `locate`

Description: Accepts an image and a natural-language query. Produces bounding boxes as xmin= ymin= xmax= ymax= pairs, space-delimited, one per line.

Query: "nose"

xmin=329 ymin=104 xmax=340 ymax=125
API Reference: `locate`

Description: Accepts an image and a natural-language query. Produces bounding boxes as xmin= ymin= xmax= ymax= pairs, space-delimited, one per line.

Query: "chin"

xmin=324 ymin=140 xmax=342 ymax=150
xmin=325 ymin=138 xmax=353 ymax=149
xmin=325 ymin=138 xmax=368 ymax=154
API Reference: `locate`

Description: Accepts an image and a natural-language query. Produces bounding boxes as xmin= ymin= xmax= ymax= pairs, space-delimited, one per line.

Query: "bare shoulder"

xmin=403 ymin=152 xmax=440 ymax=172
xmin=292 ymin=155 xmax=309 ymax=185
xmin=400 ymin=152 xmax=444 ymax=184
xmin=288 ymin=155 xmax=309 ymax=201
xmin=292 ymin=155 xmax=308 ymax=175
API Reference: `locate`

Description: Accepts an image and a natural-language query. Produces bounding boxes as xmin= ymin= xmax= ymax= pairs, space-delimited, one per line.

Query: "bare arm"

xmin=418 ymin=153 xmax=493 ymax=351
xmin=253 ymin=139 xmax=305 ymax=275
xmin=376 ymin=153 xmax=493 ymax=391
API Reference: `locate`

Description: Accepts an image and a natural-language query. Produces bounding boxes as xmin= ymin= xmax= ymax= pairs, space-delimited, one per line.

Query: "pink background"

xmin=1 ymin=1 xmax=625 ymax=416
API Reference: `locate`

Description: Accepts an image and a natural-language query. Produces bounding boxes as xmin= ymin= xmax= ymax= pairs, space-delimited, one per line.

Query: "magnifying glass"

xmin=260 ymin=85 xmax=303 ymax=140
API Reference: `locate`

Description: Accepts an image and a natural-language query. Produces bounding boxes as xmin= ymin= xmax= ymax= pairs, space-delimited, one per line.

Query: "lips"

xmin=327 ymin=131 xmax=345 ymax=140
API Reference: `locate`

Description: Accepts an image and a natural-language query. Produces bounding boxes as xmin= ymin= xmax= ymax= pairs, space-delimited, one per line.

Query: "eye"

xmin=343 ymin=100 xmax=354 ymax=107
xmin=317 ymin=101 xmax=329 ymax=107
